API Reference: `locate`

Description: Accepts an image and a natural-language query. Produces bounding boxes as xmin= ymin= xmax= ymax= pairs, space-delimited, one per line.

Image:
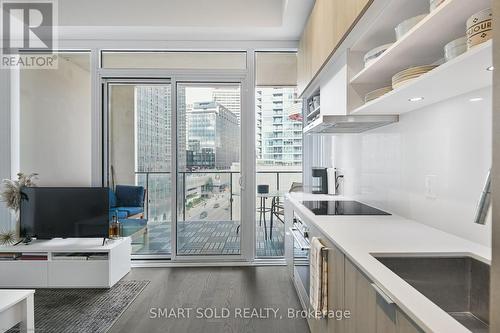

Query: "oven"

xmin=290 ymin=215 xmax=311 ymax=302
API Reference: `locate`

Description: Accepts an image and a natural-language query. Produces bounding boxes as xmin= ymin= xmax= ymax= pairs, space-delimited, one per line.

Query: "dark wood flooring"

xmin=109 ymin=266 xmax=310 ymax=333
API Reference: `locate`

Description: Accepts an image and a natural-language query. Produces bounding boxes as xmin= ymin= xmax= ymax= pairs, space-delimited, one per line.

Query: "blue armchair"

xmin=109 ymin=185 xmax=146 ymax=220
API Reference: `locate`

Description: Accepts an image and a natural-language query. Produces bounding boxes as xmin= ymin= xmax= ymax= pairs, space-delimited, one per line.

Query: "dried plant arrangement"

xmin=0 ymin=229 xmax=16 ymax=246
xmin=0 ymin=173 xmax=38 ymax=240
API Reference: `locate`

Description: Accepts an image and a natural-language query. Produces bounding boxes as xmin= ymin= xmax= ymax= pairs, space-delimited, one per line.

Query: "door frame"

xmin=100 ymin=66 xmax=256 ymax=263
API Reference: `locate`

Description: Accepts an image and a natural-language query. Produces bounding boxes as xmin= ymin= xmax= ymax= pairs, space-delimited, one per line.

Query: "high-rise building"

xmin=255 ymin=87 xmax=302 ymax=167
xmin=135 ymin=86 xmax=171 ymax=172
xmin=134 ymin=85 xmax=177 ymax=222
xmin=186 ymin=101 xmax=239 ymax=170
xmin=212 ymin=87 xmax=241 ymax=123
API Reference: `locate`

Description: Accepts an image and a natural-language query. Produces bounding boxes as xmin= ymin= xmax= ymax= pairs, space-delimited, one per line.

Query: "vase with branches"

xmin=0 ymin=173 xmax=38 ymax=243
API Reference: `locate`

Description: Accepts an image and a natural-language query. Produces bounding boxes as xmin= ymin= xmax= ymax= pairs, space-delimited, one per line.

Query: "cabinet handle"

xmin=371 ymin=284 xmax=394 ymax=305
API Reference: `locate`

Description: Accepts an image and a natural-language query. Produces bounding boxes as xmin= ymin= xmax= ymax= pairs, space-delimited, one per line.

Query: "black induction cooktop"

xmin=301 ymin=200 xmax=391 ymax=216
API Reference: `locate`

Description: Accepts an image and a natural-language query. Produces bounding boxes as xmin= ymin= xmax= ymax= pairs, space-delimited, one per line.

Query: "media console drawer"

xmin=0 ymin=261 xmax=48 ymax=287
xmin=48 ymin=261 xmax=110 ymax=288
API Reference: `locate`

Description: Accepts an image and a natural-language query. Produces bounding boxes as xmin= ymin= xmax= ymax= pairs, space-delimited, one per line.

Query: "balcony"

xmin=131 ymin=170 xmax=302 ymax=257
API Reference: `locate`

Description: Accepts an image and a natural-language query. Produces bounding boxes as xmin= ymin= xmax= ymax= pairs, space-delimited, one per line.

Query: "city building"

xmin=186 ymin=101 xmax=240 ymax=170
xmin=212 ymin=87 xmax=241 ymax=122
xmin=135 ymin=86 xmax=171 ymax=172
xmin=255 ymin=87 xmax=302 ymax=167
xmin=135 ymin=86 xmax=173 ymax=223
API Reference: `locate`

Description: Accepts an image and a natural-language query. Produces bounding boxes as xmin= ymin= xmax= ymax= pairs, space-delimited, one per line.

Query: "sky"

xmin=184 ymin=85 xmax=240 ymax=105
xmin=185 ymin=87 xmax=214 ymax=105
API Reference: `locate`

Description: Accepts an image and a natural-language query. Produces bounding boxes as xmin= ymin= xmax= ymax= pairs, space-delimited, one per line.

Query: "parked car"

xmin=199 ymin=211 xmax=208 ymax=219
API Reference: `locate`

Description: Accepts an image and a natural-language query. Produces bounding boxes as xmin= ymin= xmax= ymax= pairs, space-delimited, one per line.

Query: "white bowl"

xmin=364 ymin=43 xmax=393 ymax=68
xmin=444 ymin=36 xmax=467 ymax=62
xmin=395 ymin=14 xmax=428 ymax=40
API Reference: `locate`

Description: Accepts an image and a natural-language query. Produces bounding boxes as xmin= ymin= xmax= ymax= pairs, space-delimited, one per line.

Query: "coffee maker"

xmin=312 ymin=167 xmax=328 ymax=194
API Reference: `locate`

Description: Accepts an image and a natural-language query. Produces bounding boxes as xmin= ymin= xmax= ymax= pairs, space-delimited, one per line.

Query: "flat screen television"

xmin=20 ymin=187 xmax=109 ymax=239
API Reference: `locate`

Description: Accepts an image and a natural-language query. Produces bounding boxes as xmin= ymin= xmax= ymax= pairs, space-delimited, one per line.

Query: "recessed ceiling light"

xmin=487 ymin=66 xmax=494 ymax=71
xmin=469 ymin=97 xmax=483 ymax=102
xmin=408 ymin=97 xmax=424 ymax=102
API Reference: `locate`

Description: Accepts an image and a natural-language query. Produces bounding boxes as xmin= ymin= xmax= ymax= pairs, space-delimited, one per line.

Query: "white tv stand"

xmin=0 ymin=238 xmax=131 ymax=288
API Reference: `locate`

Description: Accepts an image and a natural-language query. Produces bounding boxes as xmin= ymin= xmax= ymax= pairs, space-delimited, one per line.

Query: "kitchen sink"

xmin=374 ymin=255 xmax=490 ymax=333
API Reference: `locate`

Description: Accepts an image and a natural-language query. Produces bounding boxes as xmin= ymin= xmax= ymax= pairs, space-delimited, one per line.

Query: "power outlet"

xmin=425 ymin=175 xmax=437 ymax=199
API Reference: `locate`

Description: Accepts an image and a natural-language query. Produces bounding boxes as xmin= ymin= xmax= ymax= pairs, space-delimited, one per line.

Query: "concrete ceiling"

xmin=57 ymin=0 xmax=315 ymax=41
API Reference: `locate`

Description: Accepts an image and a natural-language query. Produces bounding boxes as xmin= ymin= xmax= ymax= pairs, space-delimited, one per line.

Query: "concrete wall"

xmin=19 ymin=55 xmax=91 ymax=186
xmin=109 ymin=85 xmax=135 ymax=187
xmin=330 ymin=88 xmax=492 ymax=246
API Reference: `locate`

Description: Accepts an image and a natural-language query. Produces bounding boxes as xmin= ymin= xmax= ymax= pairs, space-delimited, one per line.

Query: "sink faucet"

xmin=474 ymin=169 xmax=491 ymax=225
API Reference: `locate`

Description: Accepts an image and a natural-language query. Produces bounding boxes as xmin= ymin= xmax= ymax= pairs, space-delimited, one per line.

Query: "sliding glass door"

xmin=105 ymin=79 xmax=247 ymax=260
xmin=106 ymin=81 xmax=172 ymax=257
xmin=176 ymin=83 xmax=242 ymax=256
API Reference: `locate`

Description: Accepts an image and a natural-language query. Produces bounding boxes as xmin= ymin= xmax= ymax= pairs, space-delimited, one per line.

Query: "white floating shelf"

xmin=350 ymin=0 xmax=491 ymax=85
xmin=351 ymin=40 xmax=492 ymax=115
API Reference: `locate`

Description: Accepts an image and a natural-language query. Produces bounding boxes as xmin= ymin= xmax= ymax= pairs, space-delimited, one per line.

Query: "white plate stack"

xmin=364 ymin=86 xmax=393 ymax=103
xmin=392 ymin=65 xmax=438 ymax=89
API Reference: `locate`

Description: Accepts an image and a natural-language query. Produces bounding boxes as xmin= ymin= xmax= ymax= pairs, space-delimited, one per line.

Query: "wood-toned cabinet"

xmin=344 ymin=259 xmax=424 ymax=333
xmin=297 ymin=0 xmax=372 ymax=95
xmin=396 ymin=309 xmax=424 ymax=333
xmin=327 ymin=246 xmax=345 ymax=333
xmin=344 ymin=258 xmax=377 ymax=333
xmin=297 ymin=19 xmax=312 ymax=95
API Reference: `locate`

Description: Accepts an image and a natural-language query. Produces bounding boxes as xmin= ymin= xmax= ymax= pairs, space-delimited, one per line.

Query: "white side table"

xmin=0 ymin=290 xmax=35 ymax=333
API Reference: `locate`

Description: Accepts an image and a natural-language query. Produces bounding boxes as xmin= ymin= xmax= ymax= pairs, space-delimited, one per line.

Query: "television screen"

xmin=20 ymin=187 xmax=109 ymax=239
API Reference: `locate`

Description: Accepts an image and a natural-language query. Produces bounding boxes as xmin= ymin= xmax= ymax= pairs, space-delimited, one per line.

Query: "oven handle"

xmin=290 ymin=227 xmax=311 ymax=250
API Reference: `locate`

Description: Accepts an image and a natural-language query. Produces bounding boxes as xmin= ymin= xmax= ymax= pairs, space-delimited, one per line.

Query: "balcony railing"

xmin=134 ymin=170 xmax=302 ymax=223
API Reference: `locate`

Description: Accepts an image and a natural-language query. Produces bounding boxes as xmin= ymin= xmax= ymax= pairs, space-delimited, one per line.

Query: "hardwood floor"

xmin=109 ymin=266 xmax=310 ymax=333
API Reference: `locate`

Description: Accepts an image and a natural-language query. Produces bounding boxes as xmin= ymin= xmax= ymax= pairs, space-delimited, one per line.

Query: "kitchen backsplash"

xmin=329 ymin=88 xmax=492 ymax=246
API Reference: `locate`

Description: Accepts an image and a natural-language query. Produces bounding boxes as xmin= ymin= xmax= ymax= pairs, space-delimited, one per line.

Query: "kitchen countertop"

xmin=286 ymin=192 xmax=491 ymax=333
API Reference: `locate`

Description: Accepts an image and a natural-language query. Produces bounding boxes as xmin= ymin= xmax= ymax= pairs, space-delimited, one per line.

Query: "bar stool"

xmin=257 ymin=185 xmax=272 ymax=240
xmin=236 ymin=184 xmax=272 ymax=239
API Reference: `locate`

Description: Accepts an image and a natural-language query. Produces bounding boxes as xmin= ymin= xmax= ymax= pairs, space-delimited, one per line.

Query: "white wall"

xmin=0 ymin=69 xmax=12 ymax=231
xmin=109 ymin=85 xmax=135 ymax=187
xmin=330 ymin=88 xmax=492 ymax=246
xmin=490 ymin=0 xmax=500 ymax=324
xmin=19 ymin=56 xmax=92 ymax=186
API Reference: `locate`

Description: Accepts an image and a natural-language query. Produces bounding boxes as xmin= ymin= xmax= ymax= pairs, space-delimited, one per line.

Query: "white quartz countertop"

xmin=287 ymin=192 xmax=491 ymax=333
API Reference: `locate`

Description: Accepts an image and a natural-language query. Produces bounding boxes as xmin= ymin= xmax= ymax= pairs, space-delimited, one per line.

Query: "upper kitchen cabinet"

xmin=349 ymin=0 xmax=493 ymax=115
xmin=298 ymin=18 xmax=313 ymax=95
xmin=299 ymin=0 xmax=493 ymax=127
xmin=297 ymin=0 xmax=372 ymax=96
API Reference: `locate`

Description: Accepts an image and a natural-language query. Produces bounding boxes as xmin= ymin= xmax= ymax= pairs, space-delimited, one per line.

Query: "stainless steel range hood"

xmin=304 ymin=115 xmax=399 ymax=134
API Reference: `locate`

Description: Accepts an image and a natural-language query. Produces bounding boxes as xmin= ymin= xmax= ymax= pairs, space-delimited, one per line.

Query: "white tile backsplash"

xmin=331 ymin=88 xmax=492 ymax=246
